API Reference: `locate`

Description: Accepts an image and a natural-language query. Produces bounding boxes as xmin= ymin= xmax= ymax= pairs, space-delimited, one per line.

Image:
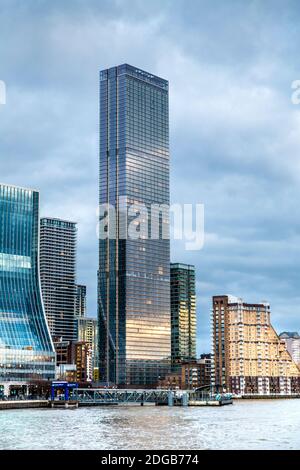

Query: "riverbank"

xmin=240 ymin=394 xmax=300 ymax=399
xmin=1 ymin=394 xmax=299 ymax=411
xmin=0 ymin=400 xmax=49 ymax=410
xmin=0 ymin=400 xmax=81 ymax=410
xmin=0 ymin=399 xmax=231 ymax=410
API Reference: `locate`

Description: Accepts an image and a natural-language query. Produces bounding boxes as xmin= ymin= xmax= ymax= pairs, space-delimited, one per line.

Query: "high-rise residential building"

xmin=75 ymin=284 xmax=87 ymax=318
xmin=0 ymin=183 xmax=55 ymax=391
xmin=211 ymin=295 xmax=300 ymax=395
xmin=40 ymin=218 xmax=77 ymax=360
xmin=98 ymin=64 xmax=171 ymax=386
xmin=77 ymin=317 xmax=98 ymax=375
xmin=170 ymin=263 xmax=196 ymax=371
xmin=279 ymin=332 xmax=300 ymax=366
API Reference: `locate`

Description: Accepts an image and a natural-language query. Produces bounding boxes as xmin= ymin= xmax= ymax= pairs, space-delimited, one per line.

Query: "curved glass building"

xmin=0 ymin=183 xmax=56 ymax=383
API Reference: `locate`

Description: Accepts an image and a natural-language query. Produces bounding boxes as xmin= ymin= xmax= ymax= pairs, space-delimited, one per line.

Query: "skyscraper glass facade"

xmin=99 ymin=64 xmax=171 ymax=386
xmin=170 ymin=263 xmax=196 ymax=371
xmin=75 ymin=284 xmax=87 ymax=318
xmin=0 ymin=183 xmax=55 ymax=382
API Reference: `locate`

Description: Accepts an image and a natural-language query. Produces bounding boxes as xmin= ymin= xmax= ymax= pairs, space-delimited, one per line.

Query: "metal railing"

xmin=72 ymin=388 xmax=171 ymax=404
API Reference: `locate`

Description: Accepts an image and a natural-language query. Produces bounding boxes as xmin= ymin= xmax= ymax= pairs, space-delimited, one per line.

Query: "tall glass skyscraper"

xmin=0 ymin=183 xmax=55 ymax=384
xmin=170 ymin=263 xmax=196 ymax=371
xmin=98 ymin=64 xmax=171 ymax=386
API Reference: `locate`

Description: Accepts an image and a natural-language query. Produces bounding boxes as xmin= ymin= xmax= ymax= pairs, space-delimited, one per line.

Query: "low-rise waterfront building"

xmin=158 ymin=355 xmax=211 ymax=390
xmin=211 ymin=295 xmax=300 ymax=395
xmin=158 ymin=371 xmax=182 ymax=389
xmin=181 ymin=354 xmax=212 ymax=390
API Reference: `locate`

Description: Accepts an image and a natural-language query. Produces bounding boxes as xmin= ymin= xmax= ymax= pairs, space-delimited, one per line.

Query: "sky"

xmin=1 ymin=0 xmax=300 ymax=353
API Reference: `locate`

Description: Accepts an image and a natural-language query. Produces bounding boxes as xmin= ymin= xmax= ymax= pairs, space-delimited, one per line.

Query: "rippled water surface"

xmin=0 ymin=400 xmax=300 ymax=450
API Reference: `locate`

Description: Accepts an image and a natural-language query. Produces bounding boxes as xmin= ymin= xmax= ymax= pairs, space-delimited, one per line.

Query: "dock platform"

xmin=189 ymin=399 xmax=233 ymax=406
xmin=50 ymin=400 xmax=78 ymax=409
xmin=0 ymin=400 xmax=49 ymax=410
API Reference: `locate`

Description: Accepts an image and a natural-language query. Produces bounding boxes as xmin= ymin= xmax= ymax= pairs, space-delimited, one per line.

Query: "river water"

xmin=0 ymin=399 xmax=299 ymax=450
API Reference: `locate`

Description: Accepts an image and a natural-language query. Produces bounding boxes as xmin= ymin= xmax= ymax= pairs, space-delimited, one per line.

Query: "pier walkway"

xmin=72 ymin=388 xmax=171 ymax=406
xmin=0 ymin=390 xmax=233 ymax=410
xmin=71 ymin=388 xmax=233 ymax=407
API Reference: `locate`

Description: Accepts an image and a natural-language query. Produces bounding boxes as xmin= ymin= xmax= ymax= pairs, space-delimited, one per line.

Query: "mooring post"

xmin=182 ymin=392 xmax=188 ymax=407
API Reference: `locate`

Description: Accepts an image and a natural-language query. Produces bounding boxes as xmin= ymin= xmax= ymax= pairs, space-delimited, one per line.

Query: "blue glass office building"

xmin=99 ymin=64 xmax=171 ymax=386
xmin=0 ymin=184 xmax=55 ymax=383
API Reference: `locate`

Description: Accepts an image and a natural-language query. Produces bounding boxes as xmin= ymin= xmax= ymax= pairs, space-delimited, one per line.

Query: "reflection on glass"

xmin=0 ymin=184 xmax=55 ymax=382
xmin=99 ymin=64 xmax=171 ymax=386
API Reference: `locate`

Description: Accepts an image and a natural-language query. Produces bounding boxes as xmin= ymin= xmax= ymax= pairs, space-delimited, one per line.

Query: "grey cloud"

xmin=1 ymin=0 xmax=300 ymax=354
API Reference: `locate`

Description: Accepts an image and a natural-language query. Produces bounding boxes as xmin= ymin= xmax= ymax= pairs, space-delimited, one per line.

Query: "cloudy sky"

xmin=1 ymin=0 xmax=300 ymax=353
